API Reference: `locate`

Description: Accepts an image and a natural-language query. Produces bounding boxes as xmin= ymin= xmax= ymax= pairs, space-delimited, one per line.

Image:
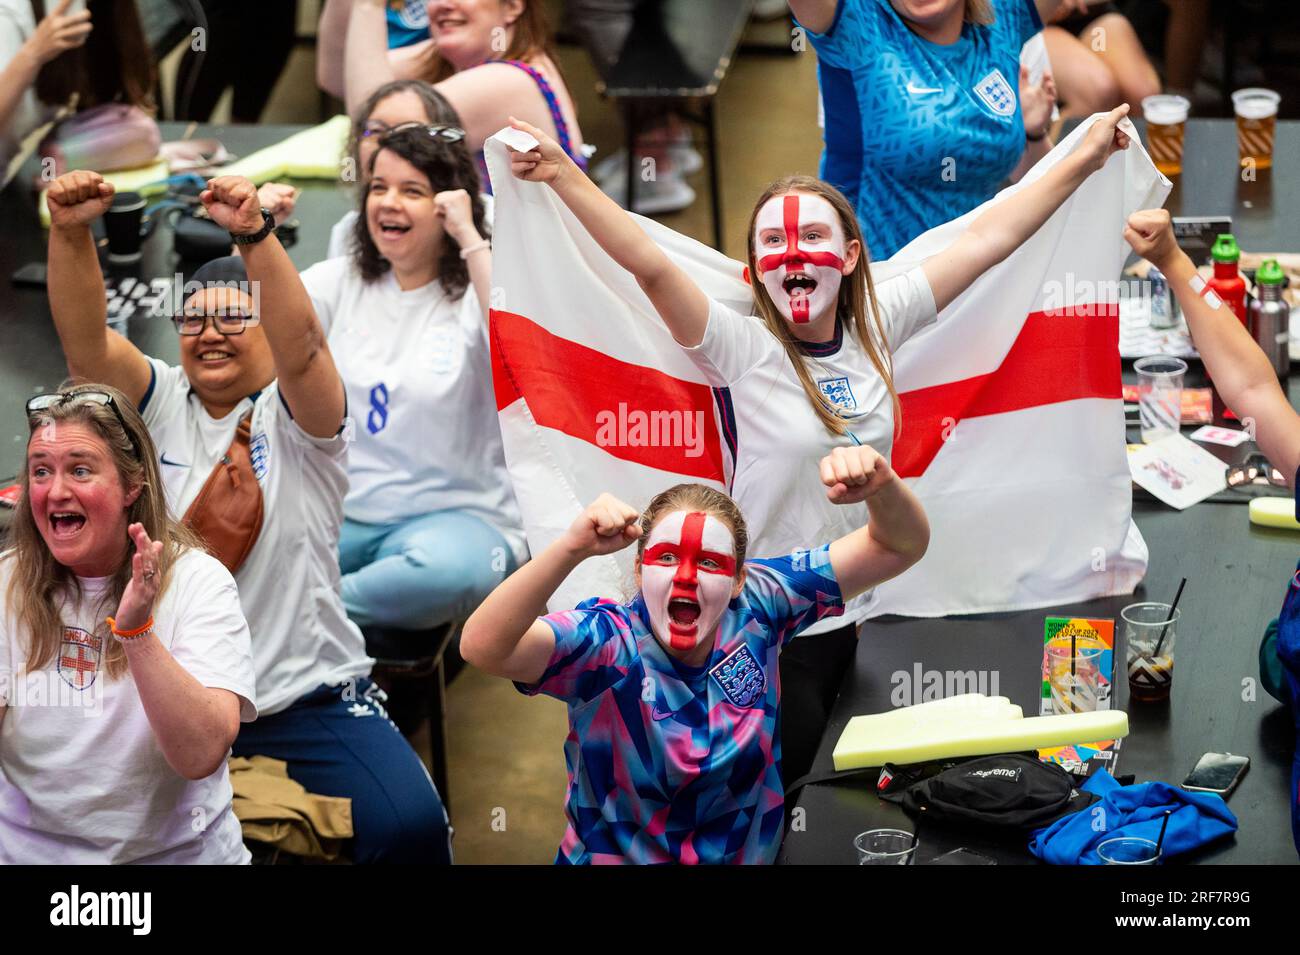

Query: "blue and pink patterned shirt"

xmin=517 ymin=545 xmax=844 ymax=864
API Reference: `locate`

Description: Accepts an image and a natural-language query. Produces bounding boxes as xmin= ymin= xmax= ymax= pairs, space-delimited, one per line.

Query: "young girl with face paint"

xmin=507 ymin=104 xmax=1132 ymax=783
xmin=461 ymin=444 xmax=929 ymax=864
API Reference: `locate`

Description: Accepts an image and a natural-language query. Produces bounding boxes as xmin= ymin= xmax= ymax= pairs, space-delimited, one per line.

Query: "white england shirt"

xmin=301 ymin=256 xmax=527 ymax=566
xmin=0 ymin=549 xmax=256 ymax=863
xmin=683 ymin=266 xmax=937 ymax=632
xmin=139 ymin=359 xmax=372 ymax=714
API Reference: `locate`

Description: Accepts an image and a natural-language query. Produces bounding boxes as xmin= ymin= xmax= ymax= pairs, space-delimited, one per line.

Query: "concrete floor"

xmin=239 ymin=12 xmax=819 ymax=864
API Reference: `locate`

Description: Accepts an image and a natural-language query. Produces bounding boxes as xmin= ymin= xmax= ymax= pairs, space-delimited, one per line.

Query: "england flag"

xmin=487 ymin=115 xmax=1169 ymax=616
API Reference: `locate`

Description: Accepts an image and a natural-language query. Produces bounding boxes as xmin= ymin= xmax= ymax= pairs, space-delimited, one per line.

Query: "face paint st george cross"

xmin=754 ymin=193 xmax=847 ymax=325
xmin=641 ymin=510 xmax=737 ymax=652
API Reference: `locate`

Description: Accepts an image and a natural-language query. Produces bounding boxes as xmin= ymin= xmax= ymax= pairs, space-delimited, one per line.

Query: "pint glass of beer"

xmin=1141 ymin=95 xmax=1190 ymax=176
xmin=1232 ymin=88 xmax=1280 ymax=170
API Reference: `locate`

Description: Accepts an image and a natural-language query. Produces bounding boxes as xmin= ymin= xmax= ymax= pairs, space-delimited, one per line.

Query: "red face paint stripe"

xmin=676 ymin=511 xmax=707 ymax=587
xmin=756 ymin=194 xmax=846 ymax=273
xmin=893 ymin=306 xmax=1121 ymax=478
xmin=490 ymin=309 xmax=725 ymax=482
xmin=645 ymin=544 xmax=736 ymax=576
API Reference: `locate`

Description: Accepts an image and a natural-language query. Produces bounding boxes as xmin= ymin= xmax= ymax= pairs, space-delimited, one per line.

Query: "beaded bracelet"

xmin=106 ymin=615 xmax=154 ymax=642
xmin=458 ymin=239 xmax=490 ymax=260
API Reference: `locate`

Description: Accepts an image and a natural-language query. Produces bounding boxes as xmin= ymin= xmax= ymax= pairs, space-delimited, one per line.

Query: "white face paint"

xmin=640 ymin=510 xmax=738 ymax=653
xmin=753 ymin=192 xmax=848 ymax=325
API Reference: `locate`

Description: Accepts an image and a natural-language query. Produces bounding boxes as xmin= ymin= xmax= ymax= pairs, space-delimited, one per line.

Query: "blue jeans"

xmin=339 ymin=510 xmax=517 ymax=630
xmin=233 ymin=679 xmax=451 ymax=864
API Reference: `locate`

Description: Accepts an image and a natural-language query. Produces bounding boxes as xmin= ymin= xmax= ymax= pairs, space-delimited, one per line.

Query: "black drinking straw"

xmin=1153 ymin=577 xmax=1186 ymax=658
xmin=1155 ymin=809 xmax=1172 ymax=858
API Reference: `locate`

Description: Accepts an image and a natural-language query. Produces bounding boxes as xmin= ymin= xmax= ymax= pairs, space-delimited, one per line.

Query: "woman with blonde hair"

xmin=506 ymin=104 xmax=1131 ymax=783
xmin=0 ymin=384 xmax=256 ymax=863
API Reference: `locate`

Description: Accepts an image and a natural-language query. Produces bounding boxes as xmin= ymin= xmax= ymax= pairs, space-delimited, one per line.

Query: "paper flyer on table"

xmin=1127 ymin=434 xmax=1228 ymax=509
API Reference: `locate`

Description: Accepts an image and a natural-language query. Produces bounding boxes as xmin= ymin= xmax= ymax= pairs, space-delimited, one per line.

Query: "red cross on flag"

xmin=486 ymin=114 xmax=1168 ymax=616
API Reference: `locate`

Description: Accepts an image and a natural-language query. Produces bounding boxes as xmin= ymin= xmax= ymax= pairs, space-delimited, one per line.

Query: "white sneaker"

xmin=752 ymin=0 xmax=789 ymax=20
xmin=597 ymin=168 xmax=696 ymax=215
xmin=592 ymin=144 xmax=703 ymax=182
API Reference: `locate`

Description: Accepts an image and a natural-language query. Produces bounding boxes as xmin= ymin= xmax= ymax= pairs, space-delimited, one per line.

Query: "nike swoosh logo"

xmin=650 ymin=705 xmax=675 ymax=722
xmin=906 ymin=82 xmax=944 ymax=95
xmin=160 ymin=454 xmax=189 ymax=467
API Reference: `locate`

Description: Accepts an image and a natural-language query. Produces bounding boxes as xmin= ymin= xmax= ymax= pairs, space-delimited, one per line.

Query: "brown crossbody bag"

xmin=182 ymin=411 xmax=264 ymax=574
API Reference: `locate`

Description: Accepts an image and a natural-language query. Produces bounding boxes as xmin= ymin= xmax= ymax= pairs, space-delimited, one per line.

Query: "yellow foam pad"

xmin=1249 ymin=496 xmax=1300 ymax=530
xmin=222 ymin=115 xmax=351 ymax=184
xmin=832 ymin=701 xmax=1129 ymax=771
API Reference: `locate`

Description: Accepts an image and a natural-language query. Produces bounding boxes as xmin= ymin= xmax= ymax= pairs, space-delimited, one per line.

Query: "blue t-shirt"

xmin=516 ymin=546 xmax=844 ymax=864
xmin=387 ymin=0 xmax=430 ymax=49
xmin=804 ymin=0 xmax=1043 ymax=259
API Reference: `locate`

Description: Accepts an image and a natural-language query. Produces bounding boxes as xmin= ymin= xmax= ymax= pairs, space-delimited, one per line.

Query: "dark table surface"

xmin=0 ymin=123 xmax=356 ymax=482
xmin=779 ymin=119 xmax=1300 ymax=865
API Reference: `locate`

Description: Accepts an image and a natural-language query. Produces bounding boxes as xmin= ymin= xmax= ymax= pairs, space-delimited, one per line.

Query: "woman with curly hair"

xmin=301 ymin=124 xmax=527 ymax=634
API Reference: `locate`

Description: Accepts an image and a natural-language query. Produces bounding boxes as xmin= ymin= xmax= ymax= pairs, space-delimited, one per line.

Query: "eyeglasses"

xmin=1226 ymin=452 xmax=1288 ymax=488
xmin=26 ymin=390 xmax=142 ymax=461
xmin=171 ymin=311 xmax=257 ymax=336
xmin=361 ymin=121 xmax=466 ymax=143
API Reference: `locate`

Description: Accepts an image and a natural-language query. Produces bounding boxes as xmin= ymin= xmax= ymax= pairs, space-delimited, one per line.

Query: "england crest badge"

xmin=817 ymin=376 xmax=857 ymax=412
xmin=710 ymin=644 xmax=766 ymax=708
xmin=973 ymin=68 xmax=1016 ymax=117
xmin=58 ymin=627 xmax=101 ymax=691
xmin=250 ymin=432 xmax=271 ymax=481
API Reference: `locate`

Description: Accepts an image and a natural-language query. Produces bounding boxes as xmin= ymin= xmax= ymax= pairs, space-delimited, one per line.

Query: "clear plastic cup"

xmin=854 ymin=829 xmax=917 ymax=865
xmin=1047 ymin=645 xmax=1105 ymax=714
xmin=1141 ymin=95 xmax=1190 ymax=176
xmin=1134 ymin=356 xmax=1187 ymax=443
xmin=1098 ymin=836 xmax=1162 ymax=864
xmin=1232 ymin=88 xmax=1280 ymax=170
xmin=1122 ymin=601 xmax=1180 ymax=703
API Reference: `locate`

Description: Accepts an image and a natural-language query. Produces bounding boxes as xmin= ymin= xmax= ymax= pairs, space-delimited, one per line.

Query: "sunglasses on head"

xmin=26 ymin=390 xmax=142 ymax=461
xmin=171 ymin=310 xmax=258 ymax=336
xmin=361 ymin=121 xmax=466 ymax=143
xmin=1226 ymin=452 xmax=1288 ymax=488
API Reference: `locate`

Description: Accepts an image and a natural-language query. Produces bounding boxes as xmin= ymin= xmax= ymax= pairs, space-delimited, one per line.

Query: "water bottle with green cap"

xmin=1249 ymin=258 xmax=1290 ymax=377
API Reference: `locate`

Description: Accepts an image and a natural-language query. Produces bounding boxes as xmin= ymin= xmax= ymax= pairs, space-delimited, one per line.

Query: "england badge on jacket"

xmin=710 ymin=644 xmax=766 ymax=708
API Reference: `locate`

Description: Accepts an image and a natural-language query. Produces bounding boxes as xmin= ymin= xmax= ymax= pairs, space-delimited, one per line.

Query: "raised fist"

xmin=47 ymin=170 xmax=115 ymax=230
xmin=201 ymin=176 xmax=265 ymax=235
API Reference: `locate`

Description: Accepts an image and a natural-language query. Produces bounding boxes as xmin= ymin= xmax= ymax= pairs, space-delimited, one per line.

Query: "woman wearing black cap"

xmin=43 ymin=169 xmax=452 ymax=864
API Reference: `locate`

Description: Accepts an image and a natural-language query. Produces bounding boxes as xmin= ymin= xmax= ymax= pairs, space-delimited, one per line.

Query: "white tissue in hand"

xmin=494 ymin=126 xmax=540 ymax=153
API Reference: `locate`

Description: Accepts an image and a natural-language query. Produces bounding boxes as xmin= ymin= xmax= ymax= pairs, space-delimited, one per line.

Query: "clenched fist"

xmin=820 ymin=445 xmax=896 ymax=505
xmin=561 ymin=493 xmax=642 ymax=558
xmin=1123 ymin=208 xmax=1181 ymax=272
xmin=47 ymin=170 xmax=115 ymax=230
xmin=201 ymin=176 xmax=266 ymax=235
xmin=433 ymin=188 xmax=478 ymax=246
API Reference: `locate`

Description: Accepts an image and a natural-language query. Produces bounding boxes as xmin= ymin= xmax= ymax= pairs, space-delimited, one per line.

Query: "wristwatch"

xmin=231 ymin=208 xmax=276 ymax=246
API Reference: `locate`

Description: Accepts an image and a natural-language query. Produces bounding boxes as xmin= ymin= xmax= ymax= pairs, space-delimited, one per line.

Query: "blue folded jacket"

xmin=1027 ymin=770 xmax=1238 ymax=865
